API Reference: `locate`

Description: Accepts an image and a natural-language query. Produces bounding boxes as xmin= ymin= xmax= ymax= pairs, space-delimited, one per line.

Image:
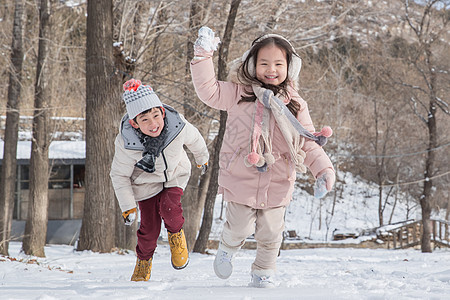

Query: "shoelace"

xmin=169 ymin=233 xmax=183 ymax=252
xmin=219 ymin=251 xmax=232 ymax=263
xmin=136 ymin=259 xmax=150 ymax=275
xmin=255 ymin=275 xmax=273 ymax=284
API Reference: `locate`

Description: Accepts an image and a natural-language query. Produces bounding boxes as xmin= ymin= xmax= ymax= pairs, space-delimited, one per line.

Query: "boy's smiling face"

xmin=130 ymin=107 xmax=165 ymax=137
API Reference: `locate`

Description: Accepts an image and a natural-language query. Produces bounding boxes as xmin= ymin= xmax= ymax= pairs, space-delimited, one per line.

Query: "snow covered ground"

xmin=2 ymin=241 xmax=450 ymax=300
xmin=2 ymin=172 xmax=449 ymax=299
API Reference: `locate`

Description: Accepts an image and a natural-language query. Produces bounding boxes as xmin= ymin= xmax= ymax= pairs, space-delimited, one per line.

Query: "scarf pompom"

xmin=247 ymin=152 xmax=260 ymax=165
xmin=255 ymin=155 xmax=266 ymax=167
xmin=320 ymin=126 xmax=333 ymax=138
xmin=264 ymin=153 xmax=275 ymax=165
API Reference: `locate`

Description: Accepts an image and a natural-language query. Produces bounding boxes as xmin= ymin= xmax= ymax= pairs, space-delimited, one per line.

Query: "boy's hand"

xmin=197 ymin=162 xmax=208 ymax=175
xmin=122 ymin=207 xmax=137 ymax=226
xmin=194 ymin=27 xmax=220 ymax=58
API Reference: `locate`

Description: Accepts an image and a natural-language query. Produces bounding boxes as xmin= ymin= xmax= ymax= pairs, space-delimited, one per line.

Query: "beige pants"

xmin=221 ymin=202 xmax=286 ymax=272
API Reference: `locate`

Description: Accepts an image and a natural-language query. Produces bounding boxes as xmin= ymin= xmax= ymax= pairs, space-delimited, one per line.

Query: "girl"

xmin=190 ymin=28 xmax=335 ymax=288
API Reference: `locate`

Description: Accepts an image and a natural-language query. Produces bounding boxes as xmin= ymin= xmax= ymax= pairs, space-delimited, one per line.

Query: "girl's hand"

xmin=194 ymin=26 xmax=221 ymax=58
xmin=317 ymin=168 xmax=336 ymax=191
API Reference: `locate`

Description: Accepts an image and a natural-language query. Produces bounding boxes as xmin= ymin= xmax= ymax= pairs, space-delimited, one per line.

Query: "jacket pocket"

xmin=271 ymin=154 xmax=294 ymax=181
xmin=284 ymin=155 xmax=294 ymax=179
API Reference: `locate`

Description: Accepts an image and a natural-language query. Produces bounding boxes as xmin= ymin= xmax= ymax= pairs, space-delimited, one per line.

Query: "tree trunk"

xmin=114 ymin=201 xmax=137 ymax=250
xmin=111 ymin=5 xmax=137 ymax=251
xmin=0 ymin=0 xmax=25 ymax=256
xmin=420 ymin=95 xmax=437 ymax=253
xmin=194 ymin=0 xmax=241 ymax=254
xmin=402 ymin=1 xmax=446 ymax=253
xmin=77 ymin=0 xmax=121 ymax=253
xmin=22 ymin=0 xmax=54 ymax=257
xmin=182 ymin=0 xmax=213 ymax=251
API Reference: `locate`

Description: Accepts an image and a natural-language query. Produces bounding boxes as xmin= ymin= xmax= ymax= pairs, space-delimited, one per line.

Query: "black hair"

xmin=133 ymin=107 xmax=164 ymax=123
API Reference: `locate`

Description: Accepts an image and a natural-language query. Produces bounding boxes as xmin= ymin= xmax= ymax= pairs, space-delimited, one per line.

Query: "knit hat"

xmin=122 ymin=79 xmax=163 ymax=120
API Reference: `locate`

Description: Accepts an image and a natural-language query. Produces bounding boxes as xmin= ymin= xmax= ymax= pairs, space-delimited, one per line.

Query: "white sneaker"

xmin=213 ymin=245 xmax=238 ymax=279
xmin=249 ymin=271 xmax=276 ymax=288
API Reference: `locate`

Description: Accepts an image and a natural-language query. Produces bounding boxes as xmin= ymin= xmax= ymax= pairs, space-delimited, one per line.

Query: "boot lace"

xmin=169 ymin=232 xmax=183 ymax=252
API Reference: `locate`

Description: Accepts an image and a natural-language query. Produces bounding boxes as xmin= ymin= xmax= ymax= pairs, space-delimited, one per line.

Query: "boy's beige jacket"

xmin=190 ymin=57 xmax=333 ymax=209
xmin=110 ymin=112 xmax=209 ymax=212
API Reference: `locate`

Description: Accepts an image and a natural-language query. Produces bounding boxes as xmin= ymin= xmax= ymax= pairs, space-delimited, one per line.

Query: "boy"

xmin=110 ymin=79 xmax=209 ymax=281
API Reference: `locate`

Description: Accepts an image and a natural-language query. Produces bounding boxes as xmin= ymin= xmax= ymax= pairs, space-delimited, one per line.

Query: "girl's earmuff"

xmin=241 ymin=34 xmax=302 ymax=82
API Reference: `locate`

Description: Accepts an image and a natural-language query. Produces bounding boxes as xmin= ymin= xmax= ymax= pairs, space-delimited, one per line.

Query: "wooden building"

xmin=0 ymin=140 xmax=85 ymax=221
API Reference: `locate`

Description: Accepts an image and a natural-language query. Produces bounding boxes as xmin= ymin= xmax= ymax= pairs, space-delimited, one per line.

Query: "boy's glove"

xmin=197 ymin=162 xmax=208 ymax=175
xmin=314 ymin=169 xmax=335 ymax=199
xmin=122 ymin=207 xmax=137 ymax=226
xmin=193 ymin=26 xmax=220 ymax=58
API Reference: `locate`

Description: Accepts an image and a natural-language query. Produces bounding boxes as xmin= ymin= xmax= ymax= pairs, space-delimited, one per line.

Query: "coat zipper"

xmin=162 ymin=151 xmax=168 ymax=185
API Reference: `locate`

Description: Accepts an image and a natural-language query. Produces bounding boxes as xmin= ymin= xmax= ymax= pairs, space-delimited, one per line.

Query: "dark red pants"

xmin=136 ymin=187 xmax=184 ymax=260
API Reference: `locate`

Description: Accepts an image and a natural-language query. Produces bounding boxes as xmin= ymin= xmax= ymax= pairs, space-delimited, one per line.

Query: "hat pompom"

xmin=264 ymin=153 xmax=275 ymax=165
xmin=123 ymin=79 xmax=142 ymax=91
xmin=247 ymin=152 xmax=260 ymax=165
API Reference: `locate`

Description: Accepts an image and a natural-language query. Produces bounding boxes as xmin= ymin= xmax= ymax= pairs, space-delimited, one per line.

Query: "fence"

xmin=384 ymin=219 xmax=450 ymax=249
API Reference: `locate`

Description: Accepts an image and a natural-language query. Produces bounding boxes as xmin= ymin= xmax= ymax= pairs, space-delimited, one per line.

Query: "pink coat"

xmin=191 ymin=57 xmax=333 ymax=209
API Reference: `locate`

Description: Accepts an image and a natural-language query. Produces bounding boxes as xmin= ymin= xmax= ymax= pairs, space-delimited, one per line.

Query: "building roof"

xmin=0 ymin=140 xmax=85 ymax=161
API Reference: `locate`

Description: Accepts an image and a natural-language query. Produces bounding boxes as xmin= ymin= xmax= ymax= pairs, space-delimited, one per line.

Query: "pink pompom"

xmin=321 ymin=126 xmax=333 ymax=138
xmin=247 ymin=152 xmax=260 ymax=165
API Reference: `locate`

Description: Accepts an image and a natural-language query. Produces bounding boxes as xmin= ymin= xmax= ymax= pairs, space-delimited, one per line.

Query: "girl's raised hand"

xmin=194 ymin=26 xmax=221 ymax=58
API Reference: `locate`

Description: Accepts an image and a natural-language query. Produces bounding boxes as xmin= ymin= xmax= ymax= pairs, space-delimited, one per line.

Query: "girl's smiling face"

xmin=130 ymin=107 xmax=165 ymax=137
xmin=255 ymin=44 xmax=288 ymax=86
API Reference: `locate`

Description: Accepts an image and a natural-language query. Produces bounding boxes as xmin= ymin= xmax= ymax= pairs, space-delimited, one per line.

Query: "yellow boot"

xmin=168 ymin=229 xmax=189 ymax=269
xmin=130 ymin=257 xmax=152 ymax=281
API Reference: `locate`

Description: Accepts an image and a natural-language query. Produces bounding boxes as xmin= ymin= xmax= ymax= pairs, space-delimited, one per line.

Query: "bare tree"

xmin=0 ymin=0 xmax=25 ymax=256
xmin=22 ymin=0 xmax=55 ymax=257
xmin=77 ymin=0 xmax=122 ymax=253
xmin=398 ymin=0 xmax=449 ymax=252
xmin=112 ymin=41 xmax=137 ymax=250
xmin=182 ymin=0 xmax=214 ymax=250
xmin=193 ymin=0 xmax=242 ymax=254
xmin=265 ymin=0 xmax=289 ymax=31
